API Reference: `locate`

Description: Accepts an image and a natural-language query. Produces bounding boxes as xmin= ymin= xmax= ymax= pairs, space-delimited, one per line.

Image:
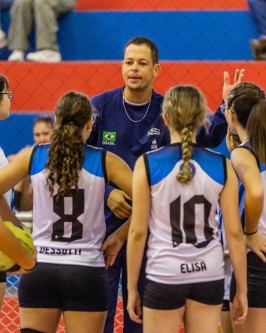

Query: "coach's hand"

xmin=107 ymin=189 xmax=132 ymax=219
xmin=223 ymin=68 xmax=245 ymax=102
xmin=102 ymin=219 xmax=130 ymax=268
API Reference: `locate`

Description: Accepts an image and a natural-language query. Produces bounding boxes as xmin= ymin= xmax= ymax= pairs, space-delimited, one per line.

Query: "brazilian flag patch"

xmin=102 ymin=131 xmax=116 ymax=144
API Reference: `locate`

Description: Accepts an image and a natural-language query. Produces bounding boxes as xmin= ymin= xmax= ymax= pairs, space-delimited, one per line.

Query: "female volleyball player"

xmin=127 ymin=84 xmax=247 ymax=333
xmin=0 ymin=91 xmax=132 ymax=333
xmin=225 ymin=82 xmax=266 ymax=333
xmin=0 ymin=74 xmax=36 ymax=310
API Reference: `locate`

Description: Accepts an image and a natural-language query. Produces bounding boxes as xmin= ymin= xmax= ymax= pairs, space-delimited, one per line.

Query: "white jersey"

xmin=144 ymin=143 xmax=227 ymax=284
xmin=0 ymin=147 xmax=12 ymax=206
xmin=30 ymin=144 xmax=107 ymax=267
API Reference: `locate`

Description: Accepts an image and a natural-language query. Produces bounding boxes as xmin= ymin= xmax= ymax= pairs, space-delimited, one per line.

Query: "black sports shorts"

xmin=143 ymin=278 xmax=224 ymax=310
xmin=19 ymin=262 xmax=108 ymax=311
xmin=221 ymin=300 xmax=230 ymax=312
xmin=231 ymin=251 xmax=266 ymax=308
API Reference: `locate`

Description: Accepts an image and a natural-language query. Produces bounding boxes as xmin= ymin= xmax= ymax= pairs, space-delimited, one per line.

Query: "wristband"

xmin=244 ymin=229 xmax=258 ymax=235
xmin=23 ymin=260 xmax=37 ymax=272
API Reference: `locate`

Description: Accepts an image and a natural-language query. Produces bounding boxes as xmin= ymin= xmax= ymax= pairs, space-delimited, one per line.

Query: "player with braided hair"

xmin=127 ymin=84 xmax=247 ymax=333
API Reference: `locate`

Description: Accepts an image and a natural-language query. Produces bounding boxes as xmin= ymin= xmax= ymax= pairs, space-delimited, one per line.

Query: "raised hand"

xmin=223 ymin=68 xmax=245 ymax=102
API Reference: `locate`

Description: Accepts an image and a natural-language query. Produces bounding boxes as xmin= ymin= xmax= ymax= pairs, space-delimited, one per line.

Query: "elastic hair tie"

xmin=62 ymin=119 xmax=75 ymax=126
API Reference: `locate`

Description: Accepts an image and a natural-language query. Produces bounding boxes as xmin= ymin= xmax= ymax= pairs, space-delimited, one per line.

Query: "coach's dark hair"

xmin=123 ymin=36 xmax=159 ymax=64
xmin=46 ymin=91 xmax=93 ymax=197
xmin=0 ymin=75 xmax=9 ymax=100
xmin=163 ymin=84 xmax=206 ymax=184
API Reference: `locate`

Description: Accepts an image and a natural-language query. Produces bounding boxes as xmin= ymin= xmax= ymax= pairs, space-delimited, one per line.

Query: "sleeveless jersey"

xmin=30 ymin=144 xmax=107 ymax=267
xmin=237 ymin=140 xmax=266 ymax=238
xmin=144 ymin=143 xmax=227 ymax=284
xmin=0 ymin=147 xmax=12 ymax=206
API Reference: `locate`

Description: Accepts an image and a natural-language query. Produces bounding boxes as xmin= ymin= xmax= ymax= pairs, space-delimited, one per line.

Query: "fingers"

xmin=104 ymin=255 xmax=115 ymax=268
xmin=118 ymin=200 xmax=132 ymax=212
xmin=124 ymin=192 xmax=132 ymax=201
xmin=128 ymin=308 xmax=143 ymax=324
xmin=233 ymin=68 xmax=240 ymax=83
xmin=108 ymin=192 xmax=132 ymax=219
xmin=232 ymin=309 xmax=247 ymax=326
xmin=254 ymin=250 xmax=266 ymax=263
xmin=101 ymin=233 xmax=116 ymax=250
xmin=224 ymin=68 xmax=245 ymax=88
xmin=238 ymin=68 xmax=245 ymax=83
xmin=231 ymin=297 xmax=248 ymax=327
xmin=113 ymin=205 xmax=132 ymax=219
xmin=245 ymin=232 xmax=266 ymax=262
xmin=101 ymin=240 xmax=109 ymax=252
xmin=233 ymin=68 xmax=245 ymax=83
xmin=223 ymin=71 xmax=229 ymax=86
xmin=127 ymin=293 xmax=143 ymax=324
xmin=108 ymin=256 xmax=116 ymax=267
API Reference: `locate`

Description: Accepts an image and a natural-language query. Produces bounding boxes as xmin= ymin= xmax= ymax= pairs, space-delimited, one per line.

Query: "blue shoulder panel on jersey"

xmin=147 ymin=144 xmax=226 ymax=186
xmin=146 ymin=146 xmax=181 ymax=186
xmin=30 ymin=144 xmax=50 ymax=176
xmin=260 ymin=164 xmax=266 ymax=172
xmin=192 ymin=148 xmax=226 ymax=185
xmin=83 ymin=145 xmax=105 ymax=177
xmin=30 ymin=144 xmax=105 ymax=178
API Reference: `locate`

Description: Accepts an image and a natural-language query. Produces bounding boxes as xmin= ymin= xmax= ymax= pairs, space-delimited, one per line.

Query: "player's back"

xmin=29 ymin=143 xmax=107 ymax=267
xmin=144 ymin=143 xmax=227 ymax=284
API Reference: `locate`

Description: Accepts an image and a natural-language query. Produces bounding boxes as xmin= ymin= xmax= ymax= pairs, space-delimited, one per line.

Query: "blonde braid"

xmin=177 ymin=126 xmax=193 ymax=184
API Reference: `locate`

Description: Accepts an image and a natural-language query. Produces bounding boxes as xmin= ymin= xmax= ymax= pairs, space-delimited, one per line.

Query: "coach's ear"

xmin=153 ymin=63 xmax=160 ymax=78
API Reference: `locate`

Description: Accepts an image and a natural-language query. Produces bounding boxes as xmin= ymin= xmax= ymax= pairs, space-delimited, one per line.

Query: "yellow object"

xmin=0 ymin=221 xmax=34 ymax=272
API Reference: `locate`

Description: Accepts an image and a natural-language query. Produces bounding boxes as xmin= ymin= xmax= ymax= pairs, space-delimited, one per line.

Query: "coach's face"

xmin=122 ymin=43 xmax=160 ymax=93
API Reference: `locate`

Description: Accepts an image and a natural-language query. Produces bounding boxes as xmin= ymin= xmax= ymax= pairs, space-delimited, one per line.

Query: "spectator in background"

xmin=11 ymin=116 xmax=54 ymax=212
xmin=32 ymin=116 xmax=53 ymax=144
xmin=7 ymin=0 xmax=76 ymax=62
xmin=0 ymin=0 xmax=13 ymax=48
xmin=248 ymin=0 xmax=266 ymax=60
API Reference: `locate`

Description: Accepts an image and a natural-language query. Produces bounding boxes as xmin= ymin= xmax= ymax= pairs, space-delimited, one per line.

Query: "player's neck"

xmin=236 ymin=127 xmax=248 ymax=143
xmin=123 ymin=87 xmax=152 ymax=104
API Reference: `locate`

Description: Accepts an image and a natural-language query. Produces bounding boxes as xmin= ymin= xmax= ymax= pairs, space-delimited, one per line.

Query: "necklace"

xmin=122 ymin=96 xmax=151 ymax=123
